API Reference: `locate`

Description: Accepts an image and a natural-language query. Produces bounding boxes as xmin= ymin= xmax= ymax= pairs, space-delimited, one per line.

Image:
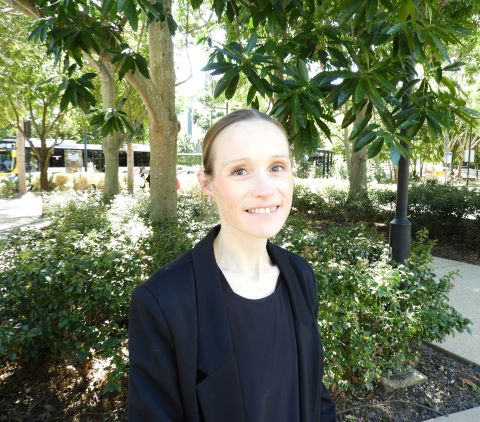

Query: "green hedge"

xmin=0 ymin=189 xmax=471 ymax=394
xmin=294 ymin=181 xmax=480 ymax=249
xmin=276 ymin=215 xmax=470 ymax=391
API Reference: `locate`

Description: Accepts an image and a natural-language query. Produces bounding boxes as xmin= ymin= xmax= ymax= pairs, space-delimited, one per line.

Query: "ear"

xmin=197 ymin=170 xmax=214 ymax=197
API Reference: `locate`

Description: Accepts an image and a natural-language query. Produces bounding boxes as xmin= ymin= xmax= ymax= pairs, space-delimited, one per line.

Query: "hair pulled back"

xmin=202 ymin=109 xmax=288 ymax=176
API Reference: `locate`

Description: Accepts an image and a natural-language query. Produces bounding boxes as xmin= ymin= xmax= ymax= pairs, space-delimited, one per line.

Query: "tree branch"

xmin=1 ymin=0 xmax=40 ymax=19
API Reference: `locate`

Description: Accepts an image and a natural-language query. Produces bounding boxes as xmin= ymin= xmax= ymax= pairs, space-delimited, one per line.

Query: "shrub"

xmin=0 ymin=178 xmax=18 ymax=198
xmin=275 ymin=216 xmax=471 ymax=392
xmin=73 ymin=175 xmax=90 ymax=190
xmin=0 ymin=189 xmax=471 ymax=395
xmin=177 ymin=154 xmax=202 ymax=166
xmin=53 ymin=174 xmax=69 ymax=191
xmin=295 ymin=159 xmax=311 ymax=178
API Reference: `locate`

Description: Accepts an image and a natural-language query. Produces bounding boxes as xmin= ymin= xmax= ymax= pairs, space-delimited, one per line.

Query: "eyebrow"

xmin=221 ymin=154 xmax=290 ymax=167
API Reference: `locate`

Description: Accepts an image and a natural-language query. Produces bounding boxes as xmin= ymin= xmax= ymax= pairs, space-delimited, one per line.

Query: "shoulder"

xmin=271 ymin=243 xmax=314 ymax=277
xmin=132 ymin=249 xmax=196 ymax=312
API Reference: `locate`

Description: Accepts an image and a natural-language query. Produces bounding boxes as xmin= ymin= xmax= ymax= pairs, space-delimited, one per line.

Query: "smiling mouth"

xmin=245 ymin=206 xmax=280 ymax=214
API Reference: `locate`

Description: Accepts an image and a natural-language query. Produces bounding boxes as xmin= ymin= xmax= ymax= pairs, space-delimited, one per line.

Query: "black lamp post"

xmin=389 ymin=144 xmax=411 ymax=263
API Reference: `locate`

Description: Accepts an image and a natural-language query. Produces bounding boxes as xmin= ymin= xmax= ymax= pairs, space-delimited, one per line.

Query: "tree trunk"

xmin=16 ymin=126 xmax=26 ymax=194
xmin=127 ymin=141 xmax=134 ymax=194
xmin=97 ymin=59 xmax=122 ymax=197
xmin=456 ymin=148 xmax=465 ymax=181
xmin=147 ymin=4 xmax=179 ymax=223
xmin=348 ymin=106 xmax=368 ymax=195
xmin=103 ymin=134 xmax=122 ymax=195
xmin=39 ymin=145 xmax=49 ymax=191
xmin=349 ymin=147 xmax=368 ymax=194
xmin=343 ymin=125 xmax=351 ymax=178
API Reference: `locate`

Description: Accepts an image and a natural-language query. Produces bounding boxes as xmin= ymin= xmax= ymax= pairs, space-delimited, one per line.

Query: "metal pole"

xmin=390 ymin=144 xmax=412 ymax=263
xmin=466 ymin=125 xmax=472 ymax=187
xmin=83 ymin=132 xmax=88 ymax=172
xmin=389 ymin=35 xmax=413 ymax=264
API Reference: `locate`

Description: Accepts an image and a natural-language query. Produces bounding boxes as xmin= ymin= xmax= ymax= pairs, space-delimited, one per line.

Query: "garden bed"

xmin=1 ymin=345 xmax=479 ymax=421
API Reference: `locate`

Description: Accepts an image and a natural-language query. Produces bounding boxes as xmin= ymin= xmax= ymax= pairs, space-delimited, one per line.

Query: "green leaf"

xmin=135 ymin=54 xmax=149 ymax=79
xmin=245 ymin=33 xmax=258 ymax=54
xmin=214 ymin=69 xmax=239 ymax=98
xmin=366 ymin=0 xmax=378 ymax=21
xmin=213 ymin=0 xmax=225 ymax=18
xmin=354 ymin=131 xmax=376 ymax=151
xmin=354 ymin=79 xmax=368 ymax=104
xmin=367 ymin=80 xmax=385 ymax=111
xmin=430 ymin=34 xmax=450 ymax=62
xmin=167 ymin=14 xmax=177 ymax=35
xmin=101 ymin=0 xmax=116 ymax=15
xmin=117 ymin=0 xmax=130 ymax=13
xmin=443 ymin=61 xmax=464 ymax=72
xmin=390 ymin=142 xmax=401 ymax=165
xmin=367 ymin=138 xmax=384 ymax=158
xmin=247 ymin=71 xmax=267 ymax=96
xmin=349 ymin=112 xmax=372 ymax=140
xmin=386 ymin=22 xmax=404 ymax=35
xmin=342 ymin=107 xmax=356 ymax=128
xmin=224 ymin=74 xmax=240 ymax=100
xmin=247 ymin=85 xmax=256 ymax=105
xmin=312 ymin=70 xmax=354 ymax=88
xmin=298 ymin=59 xmax=309 ymax=82
xmin=378 ymin=109 xmax=396 ymax=131
xmin=292 ymin=94 xmax=300 ymax=118
xmin=125 ymin=2 xmax=138 ymax=31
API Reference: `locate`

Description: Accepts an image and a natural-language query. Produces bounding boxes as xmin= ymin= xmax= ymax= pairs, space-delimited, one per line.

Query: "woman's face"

xmin=198 ymin=119 xmax=293 ymax=240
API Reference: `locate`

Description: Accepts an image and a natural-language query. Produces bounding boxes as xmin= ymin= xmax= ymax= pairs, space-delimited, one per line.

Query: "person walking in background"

xmin=138 ymin=166 xmax=146 ymax=190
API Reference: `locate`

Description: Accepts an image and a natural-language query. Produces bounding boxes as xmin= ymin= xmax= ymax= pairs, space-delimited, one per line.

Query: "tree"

xmin=202 ymin=1 xmax=478 ymax=191
xmin=2 ymin=1 xmax=175 ymax=210
xmin=0 ymin=11 xmax=75 ymax=191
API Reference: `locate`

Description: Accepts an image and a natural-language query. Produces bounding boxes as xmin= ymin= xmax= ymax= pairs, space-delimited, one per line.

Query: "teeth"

xmin=247 ymin=206 xmax=278 ymax=214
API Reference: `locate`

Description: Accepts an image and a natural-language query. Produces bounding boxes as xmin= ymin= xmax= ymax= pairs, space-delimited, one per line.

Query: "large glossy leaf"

xmin=389 ymin=142 xmax=401 ymax=165
xmin=224 ymin=73 xmax=240 ymax=100
xmin=354 ymin=131 xmax=376 ymax=151
xmin=349 ymin=112 xmax=372 ymax=140
xmin=245 ymin=33 xmax=258 ymax=54
xmin=214 ymin=68 xmax=239 ymax=98
xmin=367 ymin=137 xmax=384 ymax=158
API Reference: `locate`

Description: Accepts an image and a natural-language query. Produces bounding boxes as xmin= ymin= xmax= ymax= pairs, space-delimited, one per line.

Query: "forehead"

xmin=213 ymin=119 xmax=289 ymax=161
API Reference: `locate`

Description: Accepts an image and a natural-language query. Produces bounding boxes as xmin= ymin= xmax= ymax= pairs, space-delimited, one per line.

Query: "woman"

xmin=128 ymin=109 xmax=336 ymax=421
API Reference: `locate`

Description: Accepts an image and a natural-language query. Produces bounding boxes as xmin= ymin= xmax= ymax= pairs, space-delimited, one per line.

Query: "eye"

xmin=271 ymin=163 xmax=286 ymax=173
xmin=232 ymin=167 xmax=247 ymax=176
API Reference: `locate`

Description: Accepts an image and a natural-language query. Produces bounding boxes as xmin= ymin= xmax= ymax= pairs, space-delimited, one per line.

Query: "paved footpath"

xmin=0 ymin=192 xmax=45 ymax=238
xmin=425 ymin=257 xmax=480 ymax=422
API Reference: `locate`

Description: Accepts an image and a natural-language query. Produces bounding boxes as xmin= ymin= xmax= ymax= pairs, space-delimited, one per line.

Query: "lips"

xmin=245 ymin=205 xmax=280 ymax=214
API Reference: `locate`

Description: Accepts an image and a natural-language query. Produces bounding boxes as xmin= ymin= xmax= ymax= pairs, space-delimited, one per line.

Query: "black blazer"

xmin=128 ymin=225 xmax=336 ymax=422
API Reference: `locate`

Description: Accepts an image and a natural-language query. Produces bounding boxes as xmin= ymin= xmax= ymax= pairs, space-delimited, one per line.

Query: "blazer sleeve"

xmin=128 ymin=284 xmax=185 ymax=422
xmin=309 ymin=266 xmax=337 ymax=422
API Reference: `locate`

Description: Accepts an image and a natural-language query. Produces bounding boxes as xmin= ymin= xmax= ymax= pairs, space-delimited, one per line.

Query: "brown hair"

xmin=202 ymin=109 xmax=288 ymax=176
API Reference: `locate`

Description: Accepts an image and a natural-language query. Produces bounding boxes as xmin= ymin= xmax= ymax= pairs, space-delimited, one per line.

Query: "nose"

xmin=251 ymin=171 xmax=275 ymax=198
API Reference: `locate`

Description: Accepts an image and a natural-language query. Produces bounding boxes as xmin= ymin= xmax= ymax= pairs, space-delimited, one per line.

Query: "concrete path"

xmin=431 ymin=257 xmax=480 ymax=367
xmin=426 ymin=257 xmax=480 ymax=421
xmin=424 ymin=406 xmax=480 ymax=422
xmin=0 ymin=192 xmax=45 ymax=238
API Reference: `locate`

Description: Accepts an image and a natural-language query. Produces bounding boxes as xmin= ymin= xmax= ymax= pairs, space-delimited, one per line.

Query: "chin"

xmin=241 ymin=217 xmax=288 ymax=240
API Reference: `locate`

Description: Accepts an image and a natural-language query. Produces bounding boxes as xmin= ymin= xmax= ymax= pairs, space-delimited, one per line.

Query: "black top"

xmin=220 ymin=270 xmax=300 ymax=422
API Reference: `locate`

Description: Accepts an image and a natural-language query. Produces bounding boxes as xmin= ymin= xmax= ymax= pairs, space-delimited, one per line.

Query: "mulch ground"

xmin=336 ymin=345 xmax=480 ymax=421
xmin=1 ymin=345 xmax=479 ymax=421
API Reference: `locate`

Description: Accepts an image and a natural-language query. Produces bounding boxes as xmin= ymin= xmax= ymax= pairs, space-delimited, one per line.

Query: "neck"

xmin=213 ymin=225 xmax=274 ymax=280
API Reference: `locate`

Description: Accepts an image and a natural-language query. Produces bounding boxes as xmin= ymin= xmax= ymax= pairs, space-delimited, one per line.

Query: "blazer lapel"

xmin=267 ymin=242 xmax=322 ymax=422
xmin=192 ymin=226 xmax=246 ymax=422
